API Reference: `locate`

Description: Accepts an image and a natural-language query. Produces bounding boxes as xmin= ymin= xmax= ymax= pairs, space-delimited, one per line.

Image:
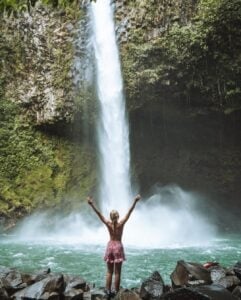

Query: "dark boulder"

xmin=140 ymin=271 xmax=165 ymax=300
xmin=215 ymin=275 xmax=240 ymax=289
xmin=64 ymin=275 xmax=87 ymax=291
xmin=232 ymin=286 xmax=241 ymax=299
xmin=194 ymin=284 xmax=237 ymax=300
xmin=0 ymin=266 xmax=26 ymax=295
xmin=234 ymin=262 xmax=241 ymax=280
xmin=115 ymin=289 xmax=141 ymax=300
xmin=12 ymin=273 xmax=65 ymax=299
xmin=170 ymin=260 xmax=211 ymax=287
xmin=0 ymin=285 xmax=9 ymax=300
xmin=64 ymin=288 xmax=84 ymax=300
xmin=160 ymin=287 xmax=210 ymax=299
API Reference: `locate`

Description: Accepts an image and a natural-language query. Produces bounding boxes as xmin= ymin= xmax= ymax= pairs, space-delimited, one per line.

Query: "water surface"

xmin=0 ymin=234 xmax=240 ymax=288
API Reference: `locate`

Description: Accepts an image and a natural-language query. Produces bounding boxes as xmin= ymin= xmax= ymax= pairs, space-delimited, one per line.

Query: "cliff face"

xmin=115 ymin=0 xmax=241 ymax=226
xmin=0 ymin=0 xmax=240 ymax=229
xmin=0 ymin=2 xmax=97 ymax=227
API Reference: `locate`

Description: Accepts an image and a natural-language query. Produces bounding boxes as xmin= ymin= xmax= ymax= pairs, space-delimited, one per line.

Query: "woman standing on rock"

xmin=87 ymin=194 xmax=141 ymax=297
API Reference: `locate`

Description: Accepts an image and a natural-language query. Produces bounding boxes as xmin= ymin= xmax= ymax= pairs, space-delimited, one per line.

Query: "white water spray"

xmin=90 ymin=0 xmax=131 ymax=215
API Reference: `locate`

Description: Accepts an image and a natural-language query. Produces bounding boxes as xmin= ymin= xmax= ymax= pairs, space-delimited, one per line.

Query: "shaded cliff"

xmin=118 ymin=0 xmax=241 ymax=228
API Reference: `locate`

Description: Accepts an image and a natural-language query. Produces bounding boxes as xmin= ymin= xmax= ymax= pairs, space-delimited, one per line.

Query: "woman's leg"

xmin=106 ymin=262 xmax=114 ymax=292
xmin=114 ymin=262 xmax=122 ymax=292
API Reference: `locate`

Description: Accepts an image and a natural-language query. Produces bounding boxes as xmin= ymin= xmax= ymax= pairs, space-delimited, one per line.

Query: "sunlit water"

xmin=0 ymin=234 xmax=240 ymax=288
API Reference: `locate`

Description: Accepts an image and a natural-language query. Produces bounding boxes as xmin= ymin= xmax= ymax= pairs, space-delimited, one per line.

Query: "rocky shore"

xmin=1 ymin=260 xmax=241 ymax=300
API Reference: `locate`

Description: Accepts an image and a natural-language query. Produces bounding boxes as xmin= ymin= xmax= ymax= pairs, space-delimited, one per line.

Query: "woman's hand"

xmin=87 ymin=196 xmax=93 ymax=205
xmin=134 ymin=194 xmax=141 ymax=202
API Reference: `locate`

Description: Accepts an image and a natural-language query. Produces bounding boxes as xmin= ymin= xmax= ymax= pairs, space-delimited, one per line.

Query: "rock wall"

xmin=0 ymin=2 xmax=97 ymax=227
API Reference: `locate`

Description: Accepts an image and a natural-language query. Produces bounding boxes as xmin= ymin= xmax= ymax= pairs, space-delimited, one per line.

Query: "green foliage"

xmin=122 ymin=0 xmax=241 ymax=111
xmin=0 ymin=0 xmax=81 ymax=14
xmin=0 ymin=98 xmax=96 ymax=218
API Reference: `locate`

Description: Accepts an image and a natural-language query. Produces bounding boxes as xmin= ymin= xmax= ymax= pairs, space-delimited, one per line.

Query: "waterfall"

xmin=12 ymin=0 xmax=217 ymax=248
xmin=90 ymin=0 xmax=132 ymax=215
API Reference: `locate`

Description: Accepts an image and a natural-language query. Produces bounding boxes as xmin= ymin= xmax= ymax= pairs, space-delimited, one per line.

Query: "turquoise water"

xmin=0 ymin=234 xmax=240 ymax=288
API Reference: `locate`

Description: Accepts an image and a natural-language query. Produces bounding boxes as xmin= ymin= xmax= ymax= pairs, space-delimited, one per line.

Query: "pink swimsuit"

xmin=104 ymin=240 xmax=126 ymax=263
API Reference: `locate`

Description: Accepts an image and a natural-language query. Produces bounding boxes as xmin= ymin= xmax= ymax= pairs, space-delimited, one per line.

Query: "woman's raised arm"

xmin=87 ymin=197 xmax=108 ymax=225
xmin=120 ymin=194 xmax=141 ymax=225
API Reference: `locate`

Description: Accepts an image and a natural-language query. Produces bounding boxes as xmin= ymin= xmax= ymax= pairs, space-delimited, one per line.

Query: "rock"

xmin=209 ymin=265 xmax=226 ymax=282
xmin=12 ymin=273 xmax=65 ymax=299
xmin=234 ymin=262 xmax=241 ymax=280
xmin=64 ymin=288 xmax=84 ymax=300
xmin=171 ymin=260 xmax=211 ymax=287
xmin=194 ymin=284 xmax=237 ymax=300
xmin=215 ymin=275 xmax=240 ymax=289
xmin=90 ymin=288 xmax=106 ymax=300
xmin=232 ymin=286 xmax=241 ymax=299
xmin=64 ymin=275 xmax=87 ymax=291
xmin=140 ymin=271 xmax=165 ymax=300
xmin=0 ymin=267 xmax=25 ymax=295
xmin=160 ymin=287 xmax=210 ymax=299
xmin=115 ymin=289 xmax=141 ymax=300
xmin=30 ymin=268 xmax=52 ymax=283
xmin=0 ymin=283 xmax=9 ymax=300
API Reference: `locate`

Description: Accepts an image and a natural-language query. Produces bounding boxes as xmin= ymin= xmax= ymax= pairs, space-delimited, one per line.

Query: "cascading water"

xmin=90 ymin=0 xmax=131 ymax=215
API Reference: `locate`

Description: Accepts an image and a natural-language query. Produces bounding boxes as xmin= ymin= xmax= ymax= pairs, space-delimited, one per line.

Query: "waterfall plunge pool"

xmin=0 ymin=234 xmax=240 ymax=288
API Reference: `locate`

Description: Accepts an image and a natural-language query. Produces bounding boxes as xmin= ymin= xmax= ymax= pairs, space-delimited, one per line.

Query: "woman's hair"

xmin=110 ymin=210 xmax=119 ymax=223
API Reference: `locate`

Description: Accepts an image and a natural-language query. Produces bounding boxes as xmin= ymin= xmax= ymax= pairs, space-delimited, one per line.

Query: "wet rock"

xmin=234 ymin=262 xmax=241 ymax=280
xmin=215 ymin=275 xmax=240 ymax=289
xmin=209 ymin=265 xmax=226 ymax=282
xmin=115 ymin=289 xmax=141 ymax=300
xmin=140 ymin=271 xmax=165 ymax=299
xmin=64 ymin=288 xmax=84 ymax=300
xmin=0 ymin=267 xmax=25 ymax=295
xmin=232 ymin=286 xmax=241 ymax=299
xmin=171 ymin=260 xmax=211 ymax=287
xmin=12 ymin=273 xmax=65 ymax=299
xmin=160 ymin=287 xmax=210 ymax=299
xmin=64 ymin=275 xmax=87 ymax=291
xmin=194 ymin=284 xmax=237 ymax=300
xmin=91 ymin=288 xmax=106 ymax=300
xmin=0 ymin=284 xmax=9 ymax=300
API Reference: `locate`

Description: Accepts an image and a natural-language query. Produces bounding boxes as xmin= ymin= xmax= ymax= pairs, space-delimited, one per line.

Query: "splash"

xmin=13 ymin=186 xmax=216 ymax=248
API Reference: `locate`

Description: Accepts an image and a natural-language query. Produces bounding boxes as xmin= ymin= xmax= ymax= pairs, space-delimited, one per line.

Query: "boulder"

xmin=215 ymin=275 xmax=240 ymax=289
xmin=194 ymin=284 xmax=237 ymax=300
xmin=0 ymin=284 xmax=9 ymax=300
xmin=12 ymin=273 xmax=65 ymax=299
xmin=232 ymin=286 xmax=241 ymax=299
xmin=209 ymin=266 xmax=226 ymax=282
xmin=0 ymin=266 xmax=26 ymax=295
xmin=160 ymin=287 xmax=210 ymax=299
xmin=171 ymin=260 xmax=211 ymax=287
xmin=140 ymin=271 xmax=165 ymax=300
xmin=115 ymin=289 xmax=141 ymax=300
xmin=64 ymin=275 xmax=87 ymax=291
xmin=90 ymin=288 xmax=106 ymax=300
xmin=64 ymin=288 xmax=84 ymax=300
xmin=234 ymin=262 xmax=241 ymax=280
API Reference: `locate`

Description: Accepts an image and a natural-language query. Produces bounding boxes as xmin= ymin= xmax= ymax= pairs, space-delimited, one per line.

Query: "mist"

xmin=12 ymin=185 xmax=217 ymax=248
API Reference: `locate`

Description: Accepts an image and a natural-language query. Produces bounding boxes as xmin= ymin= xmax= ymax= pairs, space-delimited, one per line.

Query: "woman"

xmin=87 ymin=194 xmax=141 ymax=296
